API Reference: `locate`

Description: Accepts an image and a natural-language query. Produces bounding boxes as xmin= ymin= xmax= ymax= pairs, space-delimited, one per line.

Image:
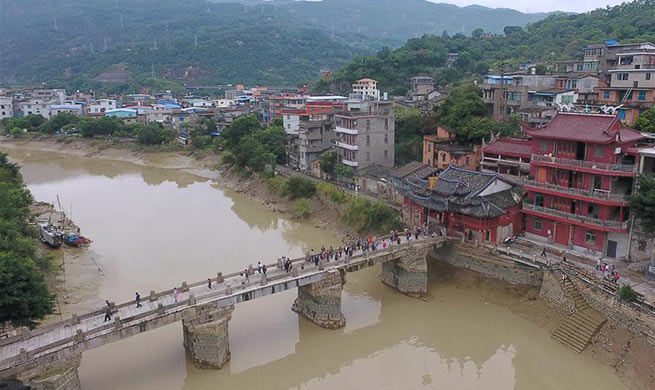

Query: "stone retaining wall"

xmin=539 ymin=270 xmax=575 ymax=315
xmin=572 ymin=279 xmax=655 ymax=344
xmin=431 ymin=244 xmax=543 ymax=287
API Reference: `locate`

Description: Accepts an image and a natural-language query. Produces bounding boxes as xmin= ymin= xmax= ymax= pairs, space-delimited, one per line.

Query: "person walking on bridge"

xmin=541 ymin=246 xmax=547 ymax=258
xmin=208 ymin=278 xmax=212 ymax=289
xmin=104 ymin=301 xmax=112 ymax=322
xmin=136 ymin=292 xmax=142 ymax=308
xmin=173 ymin=287 xmax=179 ymax=303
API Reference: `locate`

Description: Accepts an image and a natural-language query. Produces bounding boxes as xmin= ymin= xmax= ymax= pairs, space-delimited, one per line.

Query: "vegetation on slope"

xmin=316 ymin=0 xmax=655 ymax=94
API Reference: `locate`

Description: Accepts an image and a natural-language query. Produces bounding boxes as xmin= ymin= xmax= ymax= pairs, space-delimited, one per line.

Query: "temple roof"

xmin=521 ymin=112 xmax=643 ymax=144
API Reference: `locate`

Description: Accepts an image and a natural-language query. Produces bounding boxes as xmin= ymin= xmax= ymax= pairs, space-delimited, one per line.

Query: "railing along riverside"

xmin=531 ymin=154 xmax=637 ymax=173
xmin=524 ymin=180 xmax=629 ymax=203
xmin=523 ymin=203 xmax=629 ymax=230
xmin=1 ymin=234 xmax=443 ymax=371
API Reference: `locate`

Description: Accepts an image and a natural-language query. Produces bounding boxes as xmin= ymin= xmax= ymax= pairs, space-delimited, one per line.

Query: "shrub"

xmin=342 ymin=198 xmax=402 ymax=233
xmin=292 ymin=198 xmax=313 ymax=219
xmin=135 ymin=124 xmax=175 ymax=145
xmin=618 ymin=285 xmax=638 ymax=302
xmin=266 ymin=176 xmax=288 ymax=196
xmin=285 ymin=175 xmax=316 ymax=200
xmin=221 ymin=151 xmax=236 ymax=166
xmin=9 ymin=128 xmax=23 ymax=138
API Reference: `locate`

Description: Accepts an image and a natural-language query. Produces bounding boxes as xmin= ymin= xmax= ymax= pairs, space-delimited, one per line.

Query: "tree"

xmin=233 ymin=136 xmax=273 ymax=171
xmin=255 ymin=125 xmax=287 ymax=163
xmin=222 ymin=115 xmax=261 ymax=149
xmin=39 ymin=113 xmax=78 ymax=133
xmin=285 ymin=176 xmax=317 ymax=199
xmin=629 ymin=174 xmax=655 ymax=265
xmin=318 ymin=151 xmax=338 ymax=178
xmin=79 ymin=117 xmax=125 ymax=137
xmin=335 ymin=163 xmax=354 ymax=178
xmin=134 ymin=123 xmax=175 ymax=145
xmin=633 ymin=108 xmax=655 ymax=133
xmin=434 ymin=83 xmax=487 ymax=133
xmin=0 ymin=253 xmax=54 ymax=329
xmin=503 ymin=26 xmax=523 ymax=36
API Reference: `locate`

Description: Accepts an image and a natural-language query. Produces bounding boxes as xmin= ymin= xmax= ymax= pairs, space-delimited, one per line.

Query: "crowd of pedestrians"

xmin=101 ymin=226 xmax=438 ymax=322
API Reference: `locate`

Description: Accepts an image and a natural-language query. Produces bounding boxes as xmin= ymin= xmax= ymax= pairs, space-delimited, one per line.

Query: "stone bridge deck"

xmin=0 ymin=235 xmax=445 ymax=383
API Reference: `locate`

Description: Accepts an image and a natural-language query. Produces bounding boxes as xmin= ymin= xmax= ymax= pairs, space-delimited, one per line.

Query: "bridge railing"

xmin=1 ymin=234 xmax=444 ymax=372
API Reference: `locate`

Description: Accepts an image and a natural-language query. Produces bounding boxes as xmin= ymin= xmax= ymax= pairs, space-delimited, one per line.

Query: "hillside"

xmin=0 ymin=0 xmax=368 ymax=91
xmin=0 ymin=0 xmax=552 ymax=92
xmin=316 ymin=0 xmax=655 ymax=94
xmin=216 ymin=0 xmax=551 ymax=47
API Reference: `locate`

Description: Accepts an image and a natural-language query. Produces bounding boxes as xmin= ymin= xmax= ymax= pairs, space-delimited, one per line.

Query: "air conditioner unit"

xmin=614 ymin=147 xmax=621 ymax=154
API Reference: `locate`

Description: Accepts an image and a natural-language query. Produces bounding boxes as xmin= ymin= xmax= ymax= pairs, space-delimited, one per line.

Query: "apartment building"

xmin=0 ymin=96 xmax=13 ymax=119
xmin=334 ymin=99 xmax=394 ymax=170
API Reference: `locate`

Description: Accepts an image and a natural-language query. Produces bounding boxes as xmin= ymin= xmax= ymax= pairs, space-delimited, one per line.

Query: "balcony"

xmin=335 ymin=126 xmax=358 ymax=135
xmin=336 ymin=141 xmax=358 ymax=151
xmin=531 ymin=154 xmax=637 ymax=175
xmin=523 ymin=203 xmax=629 ymax=231
xmin=482 ymin=156 xmax=530 ymax=170
xmin=342 ymin=158 xmax=358 ymax=167
xmin=525 ymin=180 xmax=629 ymax=205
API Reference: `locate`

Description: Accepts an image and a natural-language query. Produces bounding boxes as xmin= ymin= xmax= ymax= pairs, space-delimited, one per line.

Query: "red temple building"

xmin=522 ymin=112 xmax=644 ymax=258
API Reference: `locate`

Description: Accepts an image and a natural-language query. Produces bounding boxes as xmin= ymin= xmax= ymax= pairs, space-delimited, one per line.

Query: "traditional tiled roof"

xmin=395 ymin=166 xmax=521 ymax=219
xmin=392 ymin=161 xmax=424 ymax=179
xmin=522 ymin=112 xmax=644 ymax=144
xmin=483 ymin=138 xmax=532 ymax=158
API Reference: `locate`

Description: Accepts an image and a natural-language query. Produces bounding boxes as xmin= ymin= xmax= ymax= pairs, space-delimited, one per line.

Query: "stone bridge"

xmin=0 ymin=235 xmax=445 ymax=390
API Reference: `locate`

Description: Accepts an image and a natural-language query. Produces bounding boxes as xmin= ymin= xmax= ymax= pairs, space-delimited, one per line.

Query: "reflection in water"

xmin=2 ymin=147 xmax=626 ymax=390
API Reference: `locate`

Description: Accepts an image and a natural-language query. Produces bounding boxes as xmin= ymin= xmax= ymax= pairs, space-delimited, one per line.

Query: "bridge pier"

xmin=15 ymin=354 xmax=81 ymax=390
xmin=292 ymin=269 xmax=346 ymax=329
xmin=183 ymin=306 xmax=234 ymax=369
xmin=381 ymin=245 xmax=429 ymax=297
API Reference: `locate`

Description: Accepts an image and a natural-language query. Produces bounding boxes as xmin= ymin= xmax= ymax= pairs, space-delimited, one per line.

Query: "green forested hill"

xmin=0 ymin=0 xmax=551 ymax=92
xmin=0 ymin=0 xmax=367 ymax=91
xmin=216 ymin=0 xmax=551 ymax=47
xmin=316 ymin=0 xmax=655 ymax=94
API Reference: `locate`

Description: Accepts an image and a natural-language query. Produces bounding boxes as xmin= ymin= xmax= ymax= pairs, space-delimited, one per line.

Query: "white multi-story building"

xmin=88 ymin=99 xmax=118 ymax=114
xmin=17 ymin=99 xmax=54 ymax=119
xmin=352 ymin=78 xmax=380 ymax=100
xmin=0 ymin=96 xmax=13 ymax=119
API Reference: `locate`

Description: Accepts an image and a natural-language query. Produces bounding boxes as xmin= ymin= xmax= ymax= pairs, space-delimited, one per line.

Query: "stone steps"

xmin=551 ymin=278 xmax=606 ymax=353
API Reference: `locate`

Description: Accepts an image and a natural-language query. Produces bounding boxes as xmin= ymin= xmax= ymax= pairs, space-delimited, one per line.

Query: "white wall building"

xmin=88 ymin=99 xmax=118 ymax=114
xmin=17 ymin=99 xmax=53 ymax=119
xmin=0 ymin=97 xmax=13 ymax=119
xmin=352 ymin=78 xmax=380 ymax=100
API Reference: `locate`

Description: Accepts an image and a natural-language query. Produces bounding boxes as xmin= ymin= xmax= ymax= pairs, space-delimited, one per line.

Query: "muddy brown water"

xmin=3 ymin=148 xmax=626 ymax=390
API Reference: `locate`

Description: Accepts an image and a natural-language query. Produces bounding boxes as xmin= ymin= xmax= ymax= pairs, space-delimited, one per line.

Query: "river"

xmin=2 ymin=147 xmax=626 ymax=390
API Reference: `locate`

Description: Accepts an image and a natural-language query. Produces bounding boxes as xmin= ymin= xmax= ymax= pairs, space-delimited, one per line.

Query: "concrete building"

xmin=16 ymin=99 xmax=53 ymax=119
xmin=523 ymin=112 xmax=644 ymax=259
xmin=0 ymin=96 xmax=13 ymax=119
xmin=334 ymin=99 xmax=394 ymax=170
xmin=88 ymin=99 xmax=118 ymax=114
xmin=410 ymin=76 xmax=436 ymax=96
xmin=352 ymin=78 xmax=380 ymax=100
xmin=297 ymin=112 xmax=335 ymax=172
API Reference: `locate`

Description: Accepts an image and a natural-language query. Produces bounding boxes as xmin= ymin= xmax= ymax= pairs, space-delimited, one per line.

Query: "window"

xmin=441 ymin=153 xmax=446 ymax=162
xmin=539 ymin=140 xmax=548 ymax=151
xmin=585 ymin=231 xmax=597 ymax=245
xmin=616 ymin=73 xmax=629 ymax=81
xmin=535 ymin=194 xmax=544 ymax=207
xmin=384 ymin=134 xmax=388 ymax=144
xmin=465 ymin=156 xmax=470 ymax=165
xmin=384 ymin=150 xmax=388 ymax=159
xmin=427 ymin=143 xmax=431 ymax=152
xmin=366 ymin=135 xmax=370 ymax=145
xmin=619 ymin=109 xmax=626 ymax=120
xmin=533 ymin=217 xmax=542 ymax=231
xmin=647 ymin=73 xmax=652 ymax=81
xmin=639 ymin=91 xmax=646 ymax=101
xmin=603 ymin=90 xmax=610 ymax=99
xmin=594 ymin=145 xmax=604 ymax=157
xmin=384 ymin=119 xmax=389 ymax=130
xmin=366 ymin=120 xmax=370 ymax=131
